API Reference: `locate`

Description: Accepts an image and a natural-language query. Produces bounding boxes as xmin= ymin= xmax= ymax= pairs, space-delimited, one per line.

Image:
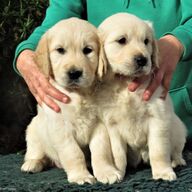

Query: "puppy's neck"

xmin=50 ymin=79 xmax=97 ymax=97
xmin=101 ymin=68 xmax=132 ymax=84
xmin=67 ymin=81 xmax=98 ymax=96
xmin=102 ymin=69 xmax=153 ymax=89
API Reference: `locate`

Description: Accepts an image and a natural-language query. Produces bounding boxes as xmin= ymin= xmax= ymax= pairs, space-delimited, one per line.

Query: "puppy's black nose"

xmin=134 ymin=55 xmax=147 ymax=67
xmin=68 ymin=69 xmax=82 ymax=80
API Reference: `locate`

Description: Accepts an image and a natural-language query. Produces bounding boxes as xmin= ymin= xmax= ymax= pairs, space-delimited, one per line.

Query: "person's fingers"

xmin=33 ymin=73 xmax=69 ymax=103
xmin=17 ymin=50 xmax=70 ymax=110
xmin=160 ymin=72 xmax=172 ymax=99
xmin=128 ymin=78 xmax=141 ymax=92
xmin=32 ymin=77 xmax=61 ymax=112
xmin=28 ymin=68 xmax=69 ymax=111
xmin=41 ymin=80 xmax=70 ymax=103
xmin=24 ymin=71 xmax=61 ymax=112
xmin=33 ymin=93 xmax=42 ymax=106
xmin=162 ymin=72 xmax=172 ymax=92
xmin=128 ymin=76 xmax=150 ymax=92
xmin=36 ymin=86 xmax=61 ymax=112
xmin=26 ymin=79 xmax=43 ymax=106
xmin=43 ymin=94 xmax=61 ymax=113
xmin=143 ymin=70 xmax=163 ymax=101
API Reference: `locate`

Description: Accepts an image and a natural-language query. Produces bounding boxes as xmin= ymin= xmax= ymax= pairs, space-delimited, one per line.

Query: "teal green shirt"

xmin=13 ymin=0 xmax=192 ymax=137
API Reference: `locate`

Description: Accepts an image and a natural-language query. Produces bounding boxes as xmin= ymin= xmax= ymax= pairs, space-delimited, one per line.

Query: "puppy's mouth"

xmin=131 ymin=69 xmax=148 ymax=77
xmin=66 ymin=78 xmax=93 ymax=89
xmin=114 ymin=69 xmax=147 ymax=80
xmin=67 ymin=81 xmax=81 ymax=89
xmin=115 ymin=73 xmax=130 ymax=81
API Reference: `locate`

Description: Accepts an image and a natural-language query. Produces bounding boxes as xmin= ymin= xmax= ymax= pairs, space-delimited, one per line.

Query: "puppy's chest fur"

xmin=97 ymin=79 xmax=152 ymax=148
xmin=68 ymin=93 xmax=98 ymax=145
xmin=43 ymin=87 xmax=98 ymax=147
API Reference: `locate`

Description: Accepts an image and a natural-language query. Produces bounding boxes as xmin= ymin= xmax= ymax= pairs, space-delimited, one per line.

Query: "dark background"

xmin=0 ymin=0 xmax=48 ymax=154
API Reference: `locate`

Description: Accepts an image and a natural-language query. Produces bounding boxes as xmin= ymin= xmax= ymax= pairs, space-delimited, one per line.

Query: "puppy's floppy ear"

xmin=35 ymin=33 xmax=53 ymax=77
xmin=97 ymin=31 xmax=108 ymax=79
xmin=145 ymin=20 xmax=153 ymax=29
xmin=145 ymin=21 xmax=160 ymax=69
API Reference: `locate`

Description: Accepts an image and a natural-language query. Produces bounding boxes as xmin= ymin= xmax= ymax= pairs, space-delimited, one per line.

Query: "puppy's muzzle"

xmin=67 ymin=68 xmax=83 ymax=81
xmin=134 ymin=54 xmax=148 ymax=68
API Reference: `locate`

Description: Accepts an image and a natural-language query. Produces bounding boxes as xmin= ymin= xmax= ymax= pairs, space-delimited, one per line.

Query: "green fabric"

xmin=13 ymin=0 xmax=192 ymax=137
xmin=0 ymin=151 xmax=192 ymax=191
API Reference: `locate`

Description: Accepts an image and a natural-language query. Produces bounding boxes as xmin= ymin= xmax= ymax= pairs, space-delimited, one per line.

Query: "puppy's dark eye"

xmin=83 ymin=47 xmax=93 ymax=55
xmin=56 ymin=47 xmax=65 ymax=54
xmin=117 ymin=37 xmax=127 ymax=45
xmin=144 ymin=38 xmax=149 ymax=45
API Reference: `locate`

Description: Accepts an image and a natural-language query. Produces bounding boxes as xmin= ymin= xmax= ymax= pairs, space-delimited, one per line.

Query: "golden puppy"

xmin=21 ymin=18 xmax=122 ymax=184
xmin=97 ymin=13 xmax=186 ymax=181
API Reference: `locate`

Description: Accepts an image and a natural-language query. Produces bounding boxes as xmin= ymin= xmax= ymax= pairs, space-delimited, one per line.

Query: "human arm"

xmin=128 ymin=0 xmax=192 ymax=100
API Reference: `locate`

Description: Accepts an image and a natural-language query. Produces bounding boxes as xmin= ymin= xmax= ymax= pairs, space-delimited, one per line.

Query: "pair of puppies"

xmin=21 ymin=13 xmax=186 ymax=184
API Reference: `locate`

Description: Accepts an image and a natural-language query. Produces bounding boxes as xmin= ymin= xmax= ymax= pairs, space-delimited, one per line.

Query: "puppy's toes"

xmin=171 ymin=157 xmax=186 ymax=168
xmin=153 ymin=168 xmax=177 ymax=181
xmin=94 ymin=166 xmax=124 ymax=184
xmin=21 ymin=159 xmax=44 ymax=173
xmin=68 ymin=172 xmax=96 ymax=185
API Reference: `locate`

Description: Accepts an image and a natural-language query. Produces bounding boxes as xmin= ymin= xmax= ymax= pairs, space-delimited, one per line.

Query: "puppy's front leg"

xmin=109 ymin=127 xmax=127 ymax=177
xmin=21 ymin=119 xmax=47 ymax=173
xmin=56 ymin=136 xmax=95 ymax=185
xmin=148 ymin=118 xmax=176 ymax=181
xmin=90 ymin=123 xmax=124 ymax=184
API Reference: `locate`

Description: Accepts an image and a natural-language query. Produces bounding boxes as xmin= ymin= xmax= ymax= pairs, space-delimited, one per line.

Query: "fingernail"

xmin=143 ymin=92 xmax=150 ymax=101
xmin=128 ymin=85 xmax=135 ymax=92
xmin=62 ymin=97 xmax=68 ymax=103
xmin=55 ymin=107 xmax=61 ymax=113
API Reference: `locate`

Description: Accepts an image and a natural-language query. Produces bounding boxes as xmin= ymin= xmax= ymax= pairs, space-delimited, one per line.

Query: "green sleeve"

xmin=13 ymin=0 xmax=85 ymax=74
xmin=165 ymin=0 xmax=192 ymax=61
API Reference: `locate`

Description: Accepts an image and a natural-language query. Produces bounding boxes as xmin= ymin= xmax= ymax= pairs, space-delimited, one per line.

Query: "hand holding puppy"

xmin=128 ymin=35 xmax=183 ymax=100
xmin=16 ymin=49 xmax=70 ymax=112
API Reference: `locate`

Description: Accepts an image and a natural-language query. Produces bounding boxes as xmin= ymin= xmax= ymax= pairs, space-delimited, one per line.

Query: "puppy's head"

xmin=98 ymin=13 xmax=159 ymax=78
xmin=35 ymin=18 xmax=100 ymax=89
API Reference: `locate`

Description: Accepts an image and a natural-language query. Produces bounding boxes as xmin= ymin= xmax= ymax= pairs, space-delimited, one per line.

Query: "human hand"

xmin=16 ymin=49 xmax=70 ymax=112
xmin=128 ymin=35 xmax=183 ymax=100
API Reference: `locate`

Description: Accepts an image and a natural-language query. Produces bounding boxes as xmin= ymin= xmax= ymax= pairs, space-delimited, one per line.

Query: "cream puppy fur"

xmin=21 ymin=18 xmax=122 ymax=184
xmin=97 ymin=13 xmax=186 ymax=181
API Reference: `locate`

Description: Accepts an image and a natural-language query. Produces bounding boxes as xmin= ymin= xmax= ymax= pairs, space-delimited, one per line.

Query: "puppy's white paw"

xmin=94 ymin=166 xmax=124 ymax=184
xmin=153 ymin=168 xmax=177 ymax=181
xmin=171 ymin=157 xmax=186 ymax=168
xmin=21 ymin=159 xmax=44 ymax=173
xmin=68 ymin=172 xmax=96 ymax=185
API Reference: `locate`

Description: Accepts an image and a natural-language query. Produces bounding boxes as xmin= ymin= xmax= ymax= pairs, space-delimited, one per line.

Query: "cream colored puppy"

xmin=97 ymin=13 xmax=186 ymax=181
xmin=21 ymin=18 xmax=122 ymax=184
